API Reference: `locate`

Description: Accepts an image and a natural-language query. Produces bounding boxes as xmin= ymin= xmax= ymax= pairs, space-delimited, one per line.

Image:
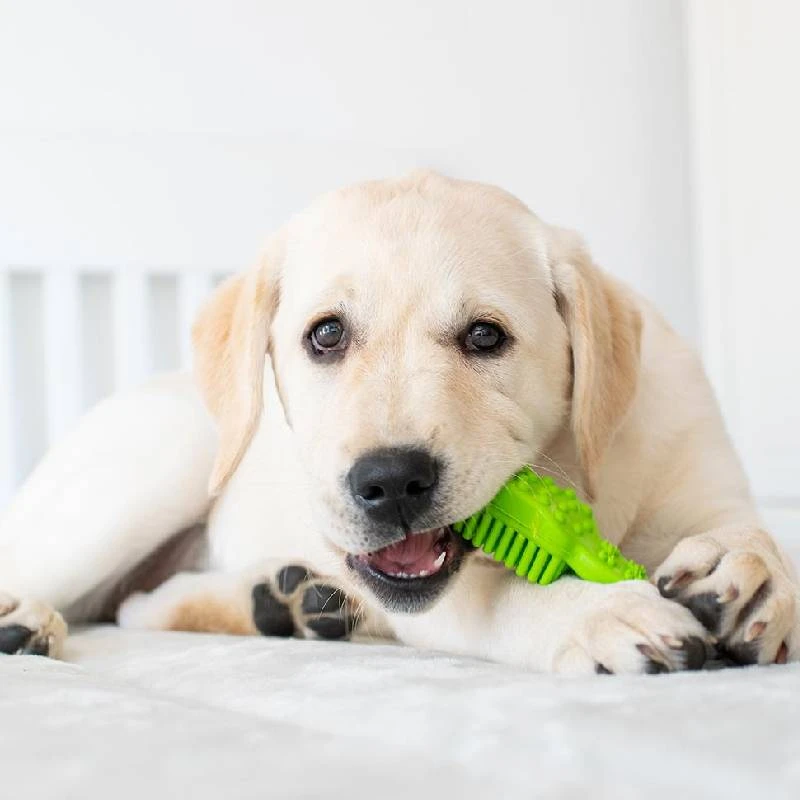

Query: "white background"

xmin=0 ymin=1 xmax=797 ymax=543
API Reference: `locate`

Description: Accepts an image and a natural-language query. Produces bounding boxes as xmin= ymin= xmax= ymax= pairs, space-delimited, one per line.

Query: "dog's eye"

xmin=464 ymin=321 xmax=507 ymax=354
xmin=309 ymin=317 xmax=347 ymax=353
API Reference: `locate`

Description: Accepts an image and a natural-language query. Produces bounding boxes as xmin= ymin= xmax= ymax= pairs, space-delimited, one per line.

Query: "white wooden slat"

xmin=0 ymin=271 xmax=14 ymax=509
xmin=43 ymin=268 xmax=83 ymax=445
xmin=177 ymin=271 xmax=214 ymax=369
xmin=113 ymin=269 xmax=150 ymax=391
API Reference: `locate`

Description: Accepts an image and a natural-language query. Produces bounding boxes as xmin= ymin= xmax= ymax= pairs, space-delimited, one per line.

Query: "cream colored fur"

xmin=1 ymin=172 xmax=797 ymax=673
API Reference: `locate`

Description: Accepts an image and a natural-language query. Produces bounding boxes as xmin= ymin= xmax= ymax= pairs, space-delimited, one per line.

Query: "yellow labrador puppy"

xmin=1 ymin=172 xmax=797 ymax=673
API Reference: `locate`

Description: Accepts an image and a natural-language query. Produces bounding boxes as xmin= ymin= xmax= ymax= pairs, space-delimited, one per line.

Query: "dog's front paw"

xmin=552 ymin=582 xmax=712 ymax=675
xmin=0 ymin=591 xmax=67 ymax=658
xmin=654 ymin=529 xmax=798 ymax=666
xmin=252 ymin=564 xmax=358 ymax=641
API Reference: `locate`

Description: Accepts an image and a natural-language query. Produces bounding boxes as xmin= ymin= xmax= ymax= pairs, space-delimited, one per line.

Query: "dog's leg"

xmin=388 ymin=560 xmax=714 ymax=675
xmin=117 ymin=562 xmax=383 ymax=642
xmin=653 ymin=525 xmax=799 ymax=665
xmin=0 ymin=374 xmax=217 ymax=657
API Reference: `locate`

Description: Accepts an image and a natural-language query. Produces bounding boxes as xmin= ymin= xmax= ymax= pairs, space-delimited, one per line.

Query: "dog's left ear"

xmin=550 ymin=229 xmax=642 ymax=500
xmin=192 ymin=246 xmax=281 ymax=496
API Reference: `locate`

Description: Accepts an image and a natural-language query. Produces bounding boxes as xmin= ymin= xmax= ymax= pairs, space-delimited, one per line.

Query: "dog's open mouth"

xmin=346 ymin=527 xmax=465 ymax=612
xmin=355 ymin=527 xmax=454 ymax=579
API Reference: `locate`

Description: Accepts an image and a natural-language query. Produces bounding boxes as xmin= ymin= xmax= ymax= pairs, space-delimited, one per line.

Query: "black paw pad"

xmin=300 ymin=583 xmax=354 ymax=641
xmin=681 ymin=635 xmax=709 ymax=671
xmin=276 ymin=564 xmax=316 ymax=596
xmin=252 ymin=583 xmax=295 ymax=638
xmin=0 ymin=624 xmax=35 ymax=655
xmin=306 ymin=616 xmax=352 ymax=640
xmin=301 ymin=584 xmax=348 ymax=615
xmin=644 ymin=659 xmax=670 ymax=674
xmin=685 ymin=592 xmax=723 ymax=633
xmin=718 ymin=640 xmax=759 ymax=667
xmin=595 ymin=663 xmax=613 ymax=675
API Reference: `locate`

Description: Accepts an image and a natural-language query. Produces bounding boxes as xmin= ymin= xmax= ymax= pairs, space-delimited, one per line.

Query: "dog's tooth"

xmin=433 ymin=551 xmax=446 ymax=569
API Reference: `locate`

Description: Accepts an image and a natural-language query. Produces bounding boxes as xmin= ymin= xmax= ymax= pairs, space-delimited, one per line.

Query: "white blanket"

xmin=1 ymin=626 xmax=799 ymax=799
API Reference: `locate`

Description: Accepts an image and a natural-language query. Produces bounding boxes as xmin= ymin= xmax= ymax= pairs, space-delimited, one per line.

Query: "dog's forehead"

xmin=279 ymin=179 xmax=552 ymax=310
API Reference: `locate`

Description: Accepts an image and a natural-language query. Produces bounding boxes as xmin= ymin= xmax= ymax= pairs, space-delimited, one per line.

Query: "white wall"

xmin=0 ymin=1 xmax=694 ymax=309
xmin=1 ymin=2 xmax=693 ymax=503
xmin=688 ymin=0 xmax=800 ymax=548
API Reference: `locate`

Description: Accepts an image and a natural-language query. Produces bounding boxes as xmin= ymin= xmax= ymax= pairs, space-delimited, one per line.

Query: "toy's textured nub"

xmin=453 ymin=469 xmax=648 ymax=585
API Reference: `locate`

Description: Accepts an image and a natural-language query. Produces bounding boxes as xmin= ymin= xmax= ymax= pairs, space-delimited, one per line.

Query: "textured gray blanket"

xmin=1 ymin=626 xmax=799 ymax=799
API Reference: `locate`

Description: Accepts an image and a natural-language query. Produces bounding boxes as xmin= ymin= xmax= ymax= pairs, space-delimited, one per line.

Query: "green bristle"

xmin=515 ymin=540 xmax=538 ymax=577
xmin=528 ymin=548 xmax=549 ymax=581
xmin=472 ymin=514 xmax=492 ymax=547
xmin=458 ymin=517 xmax=476 ymax=541
xmin=493 ymin=526 xmax=514 ymax=562
xmin=483 ymin=519 xmax=503 ymax=554
xmin=541 ymin=559 xmax=566 ymax=584
xmin=462 ymin=512 xmax=575 ymax=583
xmin=505 ymin=531 xmax=526 ymax=568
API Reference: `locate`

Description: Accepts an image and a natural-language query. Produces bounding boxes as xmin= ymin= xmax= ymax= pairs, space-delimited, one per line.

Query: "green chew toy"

xmin=453 ymin=467 xmax=648 ymax=585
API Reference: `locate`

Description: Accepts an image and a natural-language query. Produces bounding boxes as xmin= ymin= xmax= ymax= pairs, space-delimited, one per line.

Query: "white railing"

xmin=0 ymin=264 xmax=222 ymax=509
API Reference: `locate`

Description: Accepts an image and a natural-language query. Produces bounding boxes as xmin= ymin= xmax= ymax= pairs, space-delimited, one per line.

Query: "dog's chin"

xmin=345 ymin=526 xmax=467 ymax=613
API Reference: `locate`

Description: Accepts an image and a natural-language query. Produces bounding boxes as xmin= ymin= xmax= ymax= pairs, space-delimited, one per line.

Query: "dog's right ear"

xmin=192 ymin=252 xmax=280 ymax=496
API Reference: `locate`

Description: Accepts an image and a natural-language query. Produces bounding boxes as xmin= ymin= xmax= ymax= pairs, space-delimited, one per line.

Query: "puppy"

xmin=1 ymin=171 xmax=797 ymax=673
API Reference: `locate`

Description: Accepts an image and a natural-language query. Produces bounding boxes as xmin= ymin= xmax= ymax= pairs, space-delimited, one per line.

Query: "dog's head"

xmin=193 ymin=172 xmax=641 ymax=612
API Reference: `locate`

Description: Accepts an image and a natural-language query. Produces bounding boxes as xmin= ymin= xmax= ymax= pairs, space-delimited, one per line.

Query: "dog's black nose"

xmin=348 ymin=448 xmax=439 ymax=527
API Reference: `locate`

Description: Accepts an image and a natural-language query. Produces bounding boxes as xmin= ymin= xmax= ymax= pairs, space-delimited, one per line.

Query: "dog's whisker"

xmin=527 ymin=454 xmax=582 ymax=493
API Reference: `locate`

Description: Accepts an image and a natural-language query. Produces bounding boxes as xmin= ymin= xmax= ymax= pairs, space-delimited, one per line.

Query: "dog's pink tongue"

xmin=367 ymin=530 xmax=444 ymax=576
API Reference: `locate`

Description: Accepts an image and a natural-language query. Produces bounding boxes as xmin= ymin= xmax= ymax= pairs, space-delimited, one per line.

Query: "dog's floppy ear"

xmin=550 ymin=229 xmax=642 ymax=500
xmin=192 ymin=252 xmax=280 ymax=496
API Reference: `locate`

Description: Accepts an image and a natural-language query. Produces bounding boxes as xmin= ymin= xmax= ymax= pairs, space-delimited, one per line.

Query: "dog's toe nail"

xmin=595 ymin=662 xmax=613 ymax=675
xmin=745 ymin=620 xmax=767 ymax=642
xmin=718 ymin=584 xmax=740 ymax=604
xmin=636 ymin=643 xmax=670 ymax=673
xmin=636 ymin=642 xmax=658 ymax=659
xmin=656 ymin=575 xmax=674 ymax=597
xmin=658 ymin=570 xmax=693 ymax=598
